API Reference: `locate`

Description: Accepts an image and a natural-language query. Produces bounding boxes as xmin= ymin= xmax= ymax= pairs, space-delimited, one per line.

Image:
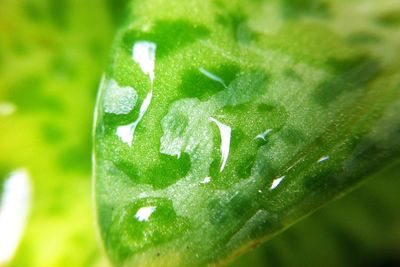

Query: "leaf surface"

xmin=93 ymin=0 xmax=400 ymax=266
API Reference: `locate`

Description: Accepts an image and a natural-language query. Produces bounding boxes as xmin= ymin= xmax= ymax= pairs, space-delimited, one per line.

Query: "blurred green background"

xmin=0 ymin=0 xmax=399 ymax=266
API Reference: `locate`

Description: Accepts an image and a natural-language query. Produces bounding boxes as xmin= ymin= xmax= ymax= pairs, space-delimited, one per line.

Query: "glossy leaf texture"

xmin=229 ymin=159 xmax=400 ymax=267
xmin=93 ymin=0 xmax=400 ymax=266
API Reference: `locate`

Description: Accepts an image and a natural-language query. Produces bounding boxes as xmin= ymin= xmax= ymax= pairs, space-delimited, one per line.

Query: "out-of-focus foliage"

xmin=0 ymin=0 xmax=399 ymax=266
xmin=0 ymin=0 xmax=124 ymax=266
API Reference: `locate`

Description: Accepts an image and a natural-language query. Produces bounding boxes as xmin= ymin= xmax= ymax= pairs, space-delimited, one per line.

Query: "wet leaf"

xmin=93 ymin=0 xmax=400 ymax=266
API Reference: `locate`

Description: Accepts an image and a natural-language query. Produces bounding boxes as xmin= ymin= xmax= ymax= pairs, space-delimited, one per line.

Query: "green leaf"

xmin=93 ymin=0 xmax=400 ymax=266
xmin=229 ymin=159 xmax=400 ymax=267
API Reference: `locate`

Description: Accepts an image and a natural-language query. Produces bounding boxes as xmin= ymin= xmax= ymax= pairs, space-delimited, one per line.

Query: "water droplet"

xmin=104 ymin=79 xmax=138 ymax=115
xmin=200 ymin=176 xmax=211 ymax=184
xmin=209 ymin=117 xmax=231 ymax=172
xmin=199 ymin=67 xmax=227 ymax=88
xmin=135 ymin=206 xmax=156 ymax=222
xmin=132 ymin=41 xmax=156 ymax=84
xmin=270 ymin=176 xmax=285 ymax=190
xmin=116 ymin=91 xmax=153 ymax=146
xmin=317 ymin=155 xmax=330 ymax=163
xmin=255 ymin=128 xmax=273 ymax=141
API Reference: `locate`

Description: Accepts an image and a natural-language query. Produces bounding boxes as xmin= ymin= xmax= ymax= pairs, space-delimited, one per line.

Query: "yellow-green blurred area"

xmin=0 ymin=0 xmax=399 ymax=266
xmin=0 ymin=0 xmax=122 ymax=266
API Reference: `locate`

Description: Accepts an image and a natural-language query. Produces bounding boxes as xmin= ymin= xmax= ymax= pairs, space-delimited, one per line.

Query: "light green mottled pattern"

xmin=94 ymin=0 xmax=400 ymax=266
xmin=0 ymin=0 xmax=120 ymax=266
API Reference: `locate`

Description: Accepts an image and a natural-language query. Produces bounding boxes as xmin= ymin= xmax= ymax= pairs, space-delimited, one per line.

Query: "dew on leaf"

xmin=115 ymin=90 xmax=153 ymax=146
xmin=135 ymin=206 xmax=157 ymax=222
xmin=317 ymin=155 xmax=330 ymax=163
xmin=103 ymin=79 xmax=138 ymax=115
xmin=209 ymin=117 xmax=232 ymax=172
xmin=178 ymin=64 xmax=240 ymax=100
xmin=255 ymin=128 xmax=273 ymax=141
xmin=270 ymin=176 xmax=285 ymax=190
xmin=105 ymin=198 xmax=189 ymax=263
xmin=132 ymin=41 xmax=156 ymax=83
